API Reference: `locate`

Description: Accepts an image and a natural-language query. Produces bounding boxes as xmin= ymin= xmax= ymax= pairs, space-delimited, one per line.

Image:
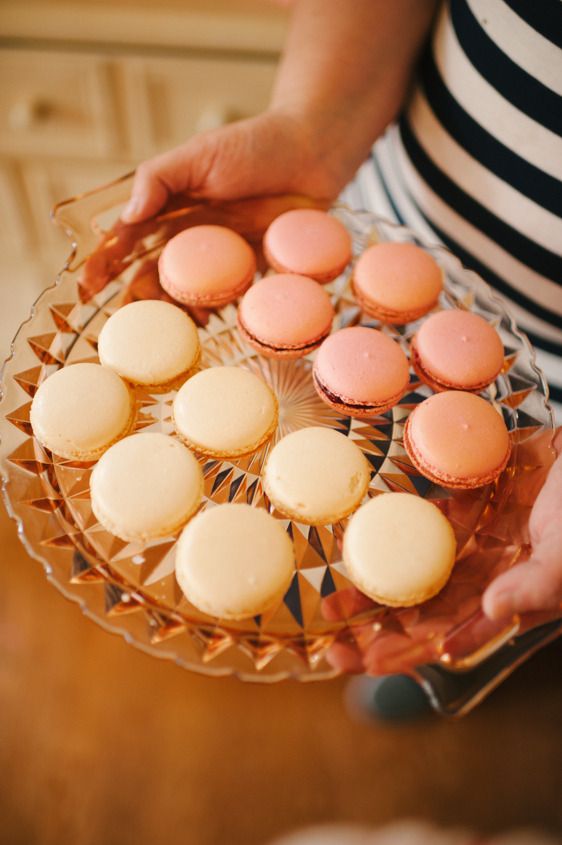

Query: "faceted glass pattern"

xmin=0 ymin=177 xmax=556 ymax=682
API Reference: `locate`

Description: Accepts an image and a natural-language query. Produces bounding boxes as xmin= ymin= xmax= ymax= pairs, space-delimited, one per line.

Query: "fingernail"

xmin=121 ymin=197 xmax=141 ymax=221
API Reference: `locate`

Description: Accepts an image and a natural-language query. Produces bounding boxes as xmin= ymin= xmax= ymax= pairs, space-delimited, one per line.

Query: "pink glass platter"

xmin=0 ymin=174 xmax=558 ymax=684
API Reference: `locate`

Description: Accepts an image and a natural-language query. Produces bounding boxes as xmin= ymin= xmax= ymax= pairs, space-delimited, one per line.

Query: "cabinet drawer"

xmin=0 ymin=162 xmax=30 ymax=255
xmin=0 ymin=50 xmax=119 ymax=158
xmin=121 ymin=55 xmax=277 ymax=157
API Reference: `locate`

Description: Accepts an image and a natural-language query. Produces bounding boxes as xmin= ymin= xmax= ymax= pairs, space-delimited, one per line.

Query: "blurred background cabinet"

xmin=0 ymin=0 xmax=287 ymax=352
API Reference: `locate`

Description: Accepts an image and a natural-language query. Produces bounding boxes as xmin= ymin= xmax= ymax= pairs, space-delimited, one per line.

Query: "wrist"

xmin=266 ymin=103 xmax=370 ymax=200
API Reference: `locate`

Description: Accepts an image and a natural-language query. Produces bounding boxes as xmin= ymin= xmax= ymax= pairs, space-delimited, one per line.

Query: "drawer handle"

xmin=9 ymin=98 xmax=54 ymax=131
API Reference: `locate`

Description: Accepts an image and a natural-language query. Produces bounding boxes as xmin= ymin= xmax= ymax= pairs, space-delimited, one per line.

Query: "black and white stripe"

xmin=344 ymin=0 xmax=562 ymax=416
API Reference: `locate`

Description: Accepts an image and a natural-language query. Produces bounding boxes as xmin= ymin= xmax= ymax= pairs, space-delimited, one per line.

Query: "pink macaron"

xmin=263 ymin=209 xmax=352 ymax=284
xmin=404 ymin=391 xmax=511 ymax=489
xmin=159 ymin=225 xmax=256 ymax=308
xmin=313 ymin=326 xmax=410 ymax=417
xmin=237 ymin=273 xmax=335 ymax=359
xmin=353 ymin=242 xmax=443 ymax=323
xmin=411 ymin=309 xmax=505 ymax=392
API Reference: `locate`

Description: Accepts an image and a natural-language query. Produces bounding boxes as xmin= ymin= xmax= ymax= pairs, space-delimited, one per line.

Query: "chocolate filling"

xmin=313 ymin=371 xmax=377 ymax=412
xmin=239 ymin=316 xmax=329 ymax=354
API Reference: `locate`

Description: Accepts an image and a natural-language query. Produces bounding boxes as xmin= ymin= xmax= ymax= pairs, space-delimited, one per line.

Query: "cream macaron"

xmin=98 ymin=299 xmax=200 ymax=389
xmin=30 ymin=363 xmax=134 ymax=461
xmin=90 ymin=432 xmax=203 ymax=543
xmin=344 ymin=493 xmax=457 ymax=607
xmin=263 ymin=426 xmax=371 ymax=525
xmin=175 ymin=503 xmax=295 ymax=620
xmin=173 ymin=366 xmax=278 ymax=458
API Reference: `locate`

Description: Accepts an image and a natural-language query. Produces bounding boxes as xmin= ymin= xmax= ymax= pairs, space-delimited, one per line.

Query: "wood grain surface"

xmin=0 ymin=504 xmax=561 ymax=845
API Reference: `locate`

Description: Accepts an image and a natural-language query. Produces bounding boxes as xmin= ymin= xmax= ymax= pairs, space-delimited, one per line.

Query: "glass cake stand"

xmin=1 ymin=173 xmax=560 ymax=712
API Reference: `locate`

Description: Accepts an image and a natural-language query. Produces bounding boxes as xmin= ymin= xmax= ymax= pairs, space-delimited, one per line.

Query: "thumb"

xmin=121 ymin=140 xmax=213 ymax=223
xmin=483 ymin=532 xmax=562 ymax=622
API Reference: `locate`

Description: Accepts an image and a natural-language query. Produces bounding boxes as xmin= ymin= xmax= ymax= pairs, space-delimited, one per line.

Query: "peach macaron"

xmin=404 ymin=391 xmax=511 ymax=489
xmin=263 ymin=209 xmax=352 ymax=283
xmin=237 ymin=273 xmax=335 ymax=359
xmin=411 ymin=309 xmax=505 ymax=392
xmin=159 ymin=225 xmax=256 ymax=308
xmin=353 ymin=242 xmax=443 ymax=323
xmin=313 ymin=326 xmax=410 ymax=417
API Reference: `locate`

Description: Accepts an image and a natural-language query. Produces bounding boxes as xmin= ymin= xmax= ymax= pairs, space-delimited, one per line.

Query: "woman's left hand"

xmin=326 ymin=430 xmax=562 ymax=675
xmin=482 ymin=431 xmax=562 ymax=624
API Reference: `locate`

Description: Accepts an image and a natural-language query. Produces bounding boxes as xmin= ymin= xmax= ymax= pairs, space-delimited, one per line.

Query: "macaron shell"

xmin=30 ymin=363 xmax=134 ymax=461
xmin=237 ymin=273 xmax=335 ymax=355
xmin=98 ymin=299 xmax=200 ymax=387
xmin=175 ymin=504 xmax=294 ymax=620
xmin=344 ymin=493 xmax=456 ymax=606
xmin=404 ymin=391 xmax=511 ymax=488
xmin=353 ymin=242 xmax=443 ymax=322
xmin=159 ymin=225 xmax=256 ymax=307
xmin=313 ymin=326 xmax=410 ymax=409
xmin=90 ymin=432 xmax=203 ymax=542
xmin=264 ymin=209 xmax=352 ymax=283
xmin=263 ymin=427 xmax=371 ymax=525
xmin=412 ymin=310 xmax=504 ymax=391
xmin=173 ymin=366 xmax=278 ymax=457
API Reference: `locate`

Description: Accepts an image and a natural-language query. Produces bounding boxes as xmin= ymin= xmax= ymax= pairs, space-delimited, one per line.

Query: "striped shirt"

xmin=344 ymin=0 xmax=562 ymax=416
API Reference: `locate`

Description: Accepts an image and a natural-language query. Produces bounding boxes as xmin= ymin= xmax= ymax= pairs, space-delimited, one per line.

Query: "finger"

xmin=121 ymin=140 xmax=213 ymax=223
xmin=325 ymin=640 xmax=365 ymax=674
xmin=121 ymin=160 xmax=171 ymax=223
xmin=483 ymin=547 xmax=562 ymax=622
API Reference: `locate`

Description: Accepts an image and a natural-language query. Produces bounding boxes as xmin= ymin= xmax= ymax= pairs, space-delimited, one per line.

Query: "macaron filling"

xmin=352 ymin=284 xmax=440 ymax=323
xmin=312 ymin=370 xmax=403 ymax=413
xmin=238 ymin=313 xmax=331 ymax=355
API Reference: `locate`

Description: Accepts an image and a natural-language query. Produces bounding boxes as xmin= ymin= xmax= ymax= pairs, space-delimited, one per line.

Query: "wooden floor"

xmin=0 ymin=504 xmax=561 ymax=845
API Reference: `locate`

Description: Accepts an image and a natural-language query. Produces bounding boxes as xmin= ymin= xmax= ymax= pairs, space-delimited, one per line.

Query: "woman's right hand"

xmin=120 ymin=110 xmax=343 ymax=224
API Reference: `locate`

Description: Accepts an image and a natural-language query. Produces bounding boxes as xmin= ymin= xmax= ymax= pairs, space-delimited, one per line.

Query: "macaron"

xmin=30 ymin=363 xmax=133 ymax=461
xmin=175 ymin=503 xmax=294 ymax=620
xmin=90 ymin=432 xmax=203 ymax=543
xmin=159 ymin=225 xmax=256 ymax=308
xmin=263 ymin=426 xmax=371 ymax=525
xmin=263 ymin=209 xmax=352 ymax=283
xmin=353 ymin=242 xmax=443 ymax=323
xmin=98 ymin=299 xmax=200 ymax=389
xmin=404 ymin=391 xmax=511 ymax=489
xmin=411 ymin=309 xmax=505 ymax=392
xmin=344 ymin=493 xmax=457 ymax=607
xmin=313 ymin=326 xmax=410 ymax=417
xmin=173 ymin=365 xmax=278 ymax=458
xmin=237 ymin=273 xmax=335 ymax=359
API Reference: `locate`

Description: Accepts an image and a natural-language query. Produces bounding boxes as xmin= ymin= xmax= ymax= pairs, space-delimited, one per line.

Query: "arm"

xmin=122 ymin=0 xmax=437 ymax=222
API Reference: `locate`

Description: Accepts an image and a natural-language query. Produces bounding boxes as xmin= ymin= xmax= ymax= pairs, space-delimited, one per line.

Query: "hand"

xmin=325 ymin=430 xmax=562 ymax=676
xmin=483 ymin=430 xmax=562 ymax=624
xmin=121 ymin=110 xmax=345 ymax=224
